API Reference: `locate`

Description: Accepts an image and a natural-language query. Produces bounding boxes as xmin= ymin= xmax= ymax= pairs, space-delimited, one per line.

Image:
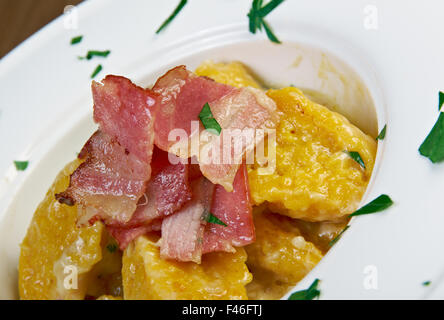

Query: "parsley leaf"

xmin=14 ymin=160 xmax=29 ymax=171
xmin=247 ymin=0 xmax=284 ymax=43
xmin=439 ymin=91 xmax=444 ymax=111
xmin=206 ymin=212 xmax=227 ymax=227
xmin=419 ymin=112 xmax=444 ymax=163
xmin=288 ymin=279 xmax=321 ymax=300
xmin=156 ymin=0 xmax=188 ymax=34
xmin=328 ymin=225 xmax=350 ymax=247
xmin=376 ymin=124 xmax=387 ymax=141
xmin=261 ymin=19 xmax=281 ymax=44
xmin=78 ymin=50 xmax=111 ymax=60
xmin=70 ymin=35 xmax=83 ymax=45
xmin=257 ymin=0 xmax=285 ymax=17
xmin=199 ymin=103 xmax=222 ymax=135
xmin=248 ymin=0 xmax=264 ymax=33
xmin=91 ymin=64 xmax=103 ymax=79
xmin=422 ymin=280 xmax=431 ymax=287
xmin=343 ymin=150 xmax=366 ymax=169
xmin=349 ymin=194 xmax=393 ymax=217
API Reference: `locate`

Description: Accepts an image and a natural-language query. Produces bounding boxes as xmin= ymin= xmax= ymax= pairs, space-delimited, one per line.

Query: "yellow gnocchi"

xmin=19 ymin=160 xmax=104 ymax=300
xmin=245 ymin=210 xmax=323 ymax=300
xmin=248 ymin=87 xmax=377 ymax=221
xmin=122 ymin=235 xmax=252 ymax=300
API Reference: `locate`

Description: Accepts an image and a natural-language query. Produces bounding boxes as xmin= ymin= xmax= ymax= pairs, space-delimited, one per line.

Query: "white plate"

xmin=1 ymin=0 xmax=444 ymax=300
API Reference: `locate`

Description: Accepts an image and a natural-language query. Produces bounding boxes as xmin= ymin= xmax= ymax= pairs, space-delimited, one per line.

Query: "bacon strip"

xmin=56 ymin=76 xmax=157 ymax=224
xmin=197 ymin=87 xmax=278 ymax=191
xmin=160 ymin=177 xmax=214 ymax=263
xmin=104 ymin=148 xmax=193 ymax=250
xmin=56 ymin=130 xmax=150 ymax=224
xmin=152 ymin=66 xmax=278 ymax=192
xmin=203 ymin=162 xmax=255 ymax=253
xmin=146 ymin=148 xmax=192 ymax=219
xmin=107 ymin=219 xmax=162 ymax=251
xmin=152 ymin=66 xmax=233 ymax=153
xmin=108 ymin=147 xmax=192 ymax=229
xmin=93 ymin=75 xmax=157 ymax=163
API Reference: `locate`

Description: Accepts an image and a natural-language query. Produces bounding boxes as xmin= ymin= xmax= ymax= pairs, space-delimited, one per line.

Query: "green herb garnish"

xmin=419 ymin=112 xmax=444 ymax=163
xmin=261 ymin=19 xmax=280 ymax=44
xmin=79 ymin=50 xmax=111 ymax=60
xmin=349 ymin=194 xmax=393 ymax=217
xmin=156 ymin=0 xmax=188 ymax=34
xmin=256 ymin=0 xmax=285 ymax=17
xmin=328 ymin=225 xmax=350 ymax=247
xmin=91 ymin=64 xmax=103 ymax=79
xmin=439 ymin=91 xmax=444 ymax=111
xmin=70 ymin=35 xmax=83 ymax=45
xmin=247 ymin=0 xmax=284 ymax=44
xmin=288 ymin=279 xmax=321 ymax=300
xmin=199 ymin=103 xmax=222 ymax=135
xmin=248 ymin=0 xmax=263 ymax=34
xmin=206 ymin=212 xmax=227 ymax=227
xmin=343 ymin=151 xmax=366 ymax=169
xmin=376 ymin=124 xmax=387 ymax=141
xmin=423 ymin=281 xmax=431 ymax=286
xmin=14 ymin=160 xmax=29 ymax=171
xmin=106 ymin=243 xmax=118 ymax=253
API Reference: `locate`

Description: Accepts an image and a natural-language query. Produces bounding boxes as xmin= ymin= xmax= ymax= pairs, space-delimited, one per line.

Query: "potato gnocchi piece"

xmin=122 ymin=234 xmax=252 ymax=300
xmin=195 ymin=60 xmax=262 ymax=89
xmin=19 ymin=160 xmax=104 ymax=300
xmin=85 ymin=232 xmax=123 ymax=299
xmin=248 ymin=87 xmax=377 ymax=221
xmin=245 ymin=211 xmax=323 ymax=300
xmin=246 ymin=267 xmax=292 ymax=300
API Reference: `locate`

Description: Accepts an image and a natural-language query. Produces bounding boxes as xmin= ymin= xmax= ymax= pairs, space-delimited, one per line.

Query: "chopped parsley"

xmin=288 ymin=278 xmax=321 ymax=300
xmin=199 ymin=103 xmax=222 ymax=135
xmin=439 ymin=91 xmax=444 ymax=111
xmin=70 ymin=35 xmax=83 ymax=45
xmin=248 ymin=0 xmax=285 ymax=44
xmin=14 ymin=160 xmax=29 ymax=171
xmin=78 ymin=50 xmax=111 ymax=60
xmin=91 ymin=64 xmax=103 ymax=79
xmin=328 ymin=225 xmax=350 ymax=247
xmin=419 ymin=112 xmax=444 ymax=163
xmin=376 ymin=124 xmax=387 ymax=141
xmin=343 ymin=150 xmax=366 ymax=169
xmin=206 ymin=212 xmax=227 ymax=227
xmin=261 ymin=19 xmax=280 ymax=44
xmin=423 ymin=280 xmax=431 ymax=287
xmin=156 ymin=0 xmax=188 ymax=34
xmin=349 ymin=194 xmax=393 ymax=217
xmin=106 ymin=243 xmax=118 ymax=253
